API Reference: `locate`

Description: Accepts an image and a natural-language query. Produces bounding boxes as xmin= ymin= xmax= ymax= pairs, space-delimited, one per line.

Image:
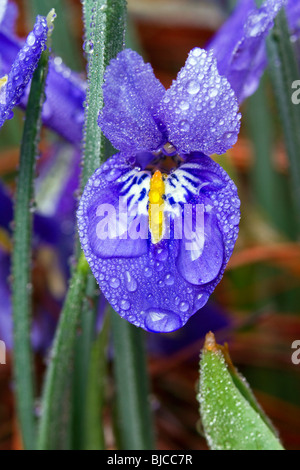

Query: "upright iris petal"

xmin=78 ymin=48 xmax=241 ymax=333
xmin=209 ymin=0 xmax=286 ymax=102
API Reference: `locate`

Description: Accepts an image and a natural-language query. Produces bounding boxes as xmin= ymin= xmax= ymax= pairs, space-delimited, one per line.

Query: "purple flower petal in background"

xmin=78 ymin=48 xmax=241 ymax=334
xmin=0 ymin=247 xmax=13 ymax=350
xmin=0 ymin=2 xmax=86 ymax=143
xmin=0 ymin=143 xmax=80 ymax=353
xmin=287 ymin=0 xmax=300 ymax=38
xmin=0 ymin=13 xmax=48 ymax=127
xmin=0 ymin=1 xmax=7 ymax=25
xmin=209 ymin=0 xmax=286 ymax=102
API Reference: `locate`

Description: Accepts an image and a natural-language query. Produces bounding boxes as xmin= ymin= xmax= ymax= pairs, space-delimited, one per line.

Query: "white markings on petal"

xmin=118 ymin=168 xmax=151 ymax=216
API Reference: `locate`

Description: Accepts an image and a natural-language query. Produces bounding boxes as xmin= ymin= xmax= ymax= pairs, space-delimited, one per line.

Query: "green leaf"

xmin=198 ymin=332 xmax=284 ymax=450
xmin=84 ymin=313 xmax=110 ymax=450
xmin=37 ymin=254 xmax=89 ymax=450
xmin=11 ymin=10 xmax=55 ymax=450
xmin=265 ymin=8 xmax=300 ymax=233
xmin=111 ymin=310 xmax=155 ymax=450
xmin=81 ymin=0 xmax=127 ymax=188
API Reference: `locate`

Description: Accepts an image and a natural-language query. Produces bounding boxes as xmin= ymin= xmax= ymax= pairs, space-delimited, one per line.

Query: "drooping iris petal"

xmin=77 ymin=153 xmax=240 ymax=333
xmin=159 ymin=48 xmax=241 ymax=156
xmin=177 ymin=211 xmax=224 ymax=285
xmin=78 ymin=154 xmax=149 ymax=260
xmin=0 ymin=15 xmax=48 ymax=127
xmin=99 ymin=49 xmax=166 ymax=153
xmin=209 ymin=0 xmax=286 ymax=103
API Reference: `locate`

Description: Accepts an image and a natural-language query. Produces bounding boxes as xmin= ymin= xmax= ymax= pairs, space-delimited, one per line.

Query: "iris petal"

xmin=0 ymin=9 xmax=86 ymax=143
xmin=0 ymin=15 xmax=48 ymax=127
xmin=159 ymin=48 xmax=241 ymax=156
xmin=99 ymin=49 xmax=166 ymax=153
xmin=177 ymin=211 xmax=224 ymax=285
xmin=209 ymin=0 xmax=286 ymax=103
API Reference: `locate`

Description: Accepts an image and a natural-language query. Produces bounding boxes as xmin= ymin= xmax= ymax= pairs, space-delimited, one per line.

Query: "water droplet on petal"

xmin=125 ymin=271 xmax=138 ymax=292
xmin=155 ymin=248 xmax=168 ymax=262
xmin=119 ymin=299 xmax=130 ymax=311
xmin=109 ymin=277 xmax=120 ymax=289
xmin=179 ymin=301 xmax=189 ymax=312
xmin=194 ymin=292 xmax=209 ymax=310
xmin=164 ymin=273 xmax=175 ymax=286
xmin=179 ymin=120 xmax=190 ymax=132
xmin=144 ymin=309 xmax=182 ymax=333
xmin=144 ymin=267 xmax=152 ymax=278
xmin=187 ymin=79 xmax=200 ymax=95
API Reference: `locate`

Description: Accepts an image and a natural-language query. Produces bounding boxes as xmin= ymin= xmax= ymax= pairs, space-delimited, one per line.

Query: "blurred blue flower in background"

xmin=0 ymin=0 xmax=86 ymax=143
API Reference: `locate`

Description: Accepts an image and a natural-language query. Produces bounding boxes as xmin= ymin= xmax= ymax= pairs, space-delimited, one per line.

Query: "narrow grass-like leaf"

xmin=265 ymin=8 xmax=300 ymax=232
xmin=198 ymin=332 xmax=284 ymax=450
xmin=84 ymin=313 xmax=110 ymax=450
xmin=11 ymin=11 xmax=55 ymax=450
xmin=37 ymin=254 xmax=89 ymax=450
xmin=111 ymin=310 xmax=155 ymax=450
xmin=71 ymin=275 xmax=99 ymax=450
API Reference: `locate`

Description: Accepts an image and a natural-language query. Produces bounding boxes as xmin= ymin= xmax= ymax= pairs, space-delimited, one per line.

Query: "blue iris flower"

xmin=77 ymin=48 xmax=241 ymax=334
xmin=0 ymin=0 xmax=289 ymax=337
xmin=78 ymin=0 xmax=288 ymax=334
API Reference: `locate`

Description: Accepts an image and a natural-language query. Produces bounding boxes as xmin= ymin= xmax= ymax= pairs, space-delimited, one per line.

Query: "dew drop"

xmin=155 ymin=262 xmax=164 ymax=272
xmin=187 ymin=79 xmax=200 ymax=95
xmin=119 ymin=299 xmax=130 ymax=311
xmin=194 ymin=292 xmax=209 ymax=310
xmin=144 ymin=267 xmax=152 ymax=278
xmin=27 ymin=33 xmax=35 ymax=46
xmin=109 ymin=277 xmax=120 ymax=289
xmin=155 ymin=248 xmax=168 ymax=262
xmin=164 ymin=273 xmax=174 ymax=286
xmin=179 ymin=100 xmax=189 ymax=111
xmin=179 ymin=301 xmax=189 ymax=312
xmin=125 ymin=271 xmax=138 ymax=292
xmin=179 ymin=120 xmax=190 ymax=132
xmin=144 ymin=309 xmax=182 ymax=333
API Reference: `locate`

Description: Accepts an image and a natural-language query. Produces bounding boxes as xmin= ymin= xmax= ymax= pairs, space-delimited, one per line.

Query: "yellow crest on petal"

xmin=149 ymin=170 xmax=165 ymax=244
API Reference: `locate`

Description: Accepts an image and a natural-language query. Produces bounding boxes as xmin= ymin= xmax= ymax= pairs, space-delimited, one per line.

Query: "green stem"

xmin=71 ymin=275 xmax=99 ymax=450
xmin=111 ymin=310 xmax=155 ymax=450
xmin=37 ymin=254 xmax=89 ymax=450
xmin=37 ymin=0 xmax=128 ymax=450
xmin=81 ymin=0 xmax=127 ymax=188
xmin=12 ymin=40 xmax=51 ymax=451
xmin=266 ymin=8 xmax=300 ymax=232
